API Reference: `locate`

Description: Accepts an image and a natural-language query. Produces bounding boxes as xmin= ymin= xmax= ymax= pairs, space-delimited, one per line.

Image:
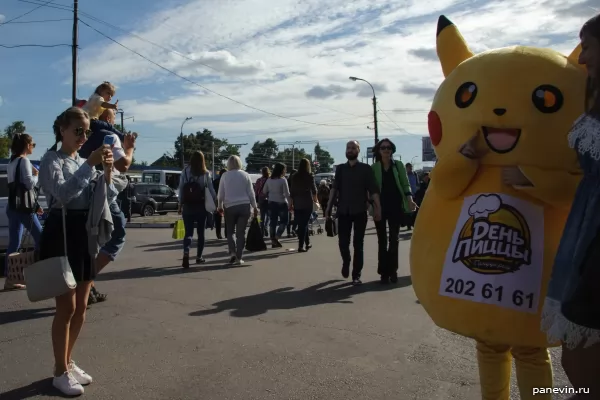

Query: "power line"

xmin=0 ymin=43 xmax=71 ymax=48
xmin=17 ymin=0 xmax=368 ymax=120
xmin=78 ymin=19 xmax=366 ymax=128
xmin=0 ymin=0 xmax=58 ymax=26
xmin=1 ymin=18 xmax=71 ymax=24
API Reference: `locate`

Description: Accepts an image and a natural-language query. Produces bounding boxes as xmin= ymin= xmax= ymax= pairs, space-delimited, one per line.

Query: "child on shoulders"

xmin=81 ymin=81 xmax=119 ymax=120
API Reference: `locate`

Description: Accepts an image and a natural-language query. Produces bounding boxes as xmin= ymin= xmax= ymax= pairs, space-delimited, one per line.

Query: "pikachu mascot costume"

xmin=410 ymin=15 xmax=586 ymax=400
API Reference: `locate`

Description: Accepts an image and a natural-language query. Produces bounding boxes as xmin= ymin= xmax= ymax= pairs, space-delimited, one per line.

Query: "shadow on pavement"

xmin=96 ymin=251 xmax=293 ymax=281
xmin=0 ymin=377 xmax=68 ymax=399
xmin=0 ymin=307 xmax=55 ymax=326
xmin=189 ymin=277 xmax=411 ymax=318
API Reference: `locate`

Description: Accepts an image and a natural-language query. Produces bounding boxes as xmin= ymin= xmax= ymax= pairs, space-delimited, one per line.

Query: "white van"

xmin=314 ymin=172 xmax=335 ymax=185
xmin=141 ymin=170 xmax=182 ymax=190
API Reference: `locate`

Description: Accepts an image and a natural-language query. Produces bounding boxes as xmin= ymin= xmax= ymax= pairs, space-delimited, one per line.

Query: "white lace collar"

xmin=568 ymin=113 xmax=600 ymax=160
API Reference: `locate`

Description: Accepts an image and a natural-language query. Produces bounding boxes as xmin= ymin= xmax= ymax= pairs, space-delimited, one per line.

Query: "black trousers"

xmin=375 ymin=215 xmax=401 ymax=278
xmin=294 ymin=208 xmax=312 ymax=249
xmin=338 ymin=212 xmax=368 ymax=279
xmin=214 ymin=212 xmax=227 ymax=238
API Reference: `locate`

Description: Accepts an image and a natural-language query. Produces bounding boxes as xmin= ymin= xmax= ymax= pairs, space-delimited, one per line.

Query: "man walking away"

xmin=326 ymin=140 xmax=381 ymax=285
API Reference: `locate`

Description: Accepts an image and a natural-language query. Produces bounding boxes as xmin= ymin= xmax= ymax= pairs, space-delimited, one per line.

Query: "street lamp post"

xmin=180 ymin=117 xmax=192 ymax=169
xmin=350 ymin=76 xmax=378 ymax=145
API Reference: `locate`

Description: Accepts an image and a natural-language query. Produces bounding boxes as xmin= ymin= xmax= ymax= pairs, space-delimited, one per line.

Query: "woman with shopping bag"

xmin=177 ymin=151 xmax=217 ymax=268
xmin=5 ymin=133 xmax=43 ymax=290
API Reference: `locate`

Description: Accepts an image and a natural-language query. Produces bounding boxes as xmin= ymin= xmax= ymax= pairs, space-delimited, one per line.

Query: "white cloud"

xmin=0 ymin=14 xmax=5 ymax=23
xmin=69 ymin=0 xmax=589 ymax=162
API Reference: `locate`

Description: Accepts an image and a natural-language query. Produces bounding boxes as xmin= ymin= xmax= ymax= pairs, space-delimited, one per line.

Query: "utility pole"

xmin=180 ymin=117 xmax=192 ymax=169
xmin=71 ymin=0 xmax=79 ymax=106
xmin=372 ymin=95 xmax=379 ymax=146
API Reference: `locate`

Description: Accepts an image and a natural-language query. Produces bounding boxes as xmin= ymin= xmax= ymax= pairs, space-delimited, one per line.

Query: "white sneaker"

xmin=69 ymin=360 xmax=93 ymax=385
xmin=235 ymin=259 xmax=245 ymax=265
xmin=53 ymin=371 xmax=84 ymax=396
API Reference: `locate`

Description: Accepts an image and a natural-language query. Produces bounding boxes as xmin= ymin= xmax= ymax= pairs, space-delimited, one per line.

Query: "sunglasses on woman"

xmin=380 ymin=146 xmax=392 ymax=150
xmin=74 ymin=127 xmax=93 ymax=138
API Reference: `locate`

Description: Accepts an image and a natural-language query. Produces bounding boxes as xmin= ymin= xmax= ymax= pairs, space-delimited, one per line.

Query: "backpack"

xmin=182 ymin=169 xmax=206 ymax=205
xmin=255 ymin=177 xmax=267 ymax=201
xmin=318 ymin=185 xmax=330 ymax=198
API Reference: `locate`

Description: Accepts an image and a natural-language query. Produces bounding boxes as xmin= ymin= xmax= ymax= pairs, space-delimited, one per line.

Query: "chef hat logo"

xmin=468 ymin=194 xmax=502 ymax=220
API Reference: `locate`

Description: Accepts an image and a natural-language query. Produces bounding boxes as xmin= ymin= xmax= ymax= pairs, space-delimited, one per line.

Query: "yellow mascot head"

xmin=429 ymin=15 xmax=586 ymax=171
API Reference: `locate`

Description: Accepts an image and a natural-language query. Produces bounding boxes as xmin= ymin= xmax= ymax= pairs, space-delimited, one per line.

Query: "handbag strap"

xmin=14 ymin=158 xmax=22 ymax=186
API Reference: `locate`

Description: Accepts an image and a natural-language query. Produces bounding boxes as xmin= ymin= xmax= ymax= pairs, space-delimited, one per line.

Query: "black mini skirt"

xmin=39 ymin=209 xmax=95 ymax=283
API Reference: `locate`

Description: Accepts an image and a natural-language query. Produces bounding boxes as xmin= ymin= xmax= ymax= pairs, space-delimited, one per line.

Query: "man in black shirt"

xmin=326 ymin=140 xmax=381 ymax=285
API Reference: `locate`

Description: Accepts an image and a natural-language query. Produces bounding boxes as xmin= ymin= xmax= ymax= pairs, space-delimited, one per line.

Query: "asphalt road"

xmin=0 ymin=224 xmax=572 ymax=399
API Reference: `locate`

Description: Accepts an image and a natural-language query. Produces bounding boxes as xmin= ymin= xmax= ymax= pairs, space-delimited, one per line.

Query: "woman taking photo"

xmin=39 ymin=106 xmax=115 ymax=396
xmin=217 ymin=156 xmax=258 ymax=265
xmin=178 ymin=150 xmax=217 ymax=268
xmin=371 ymin=139 xmax=416 ymax=284
xmin=541 ymin=14 xmax=600 ymax=395
xmin=290 ymin=159 xmax=318 ymax=252
xmin=263 ymin=163 xmax=292 ymax=248
xmin=4 ymin=133 xmax=42 ymax=290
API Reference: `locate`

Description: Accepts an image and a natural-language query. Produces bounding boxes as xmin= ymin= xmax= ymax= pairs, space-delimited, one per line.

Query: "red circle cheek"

xmin=428 ymin=111 xmax=442 ymax=146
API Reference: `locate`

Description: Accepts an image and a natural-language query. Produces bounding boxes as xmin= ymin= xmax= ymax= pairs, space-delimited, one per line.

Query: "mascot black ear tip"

xmin=437 ymin=15 xmax=453 ymax=37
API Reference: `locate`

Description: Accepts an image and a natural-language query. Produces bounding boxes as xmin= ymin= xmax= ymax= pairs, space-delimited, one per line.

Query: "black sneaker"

xmin=390 ymin=274 xmax=398 ymax=284
xmin=380 ymin=276 xmax=390 ymax=284
xmin=306 ymin=244 xmax=312 ymax=251
xmin=196 ymin=257 xmax=206 ymax=264
xmin=341 ymin=264 xmax=350 ymax=279
xmin=182 ymin=254 xmax=190 ymax=269
xmin=352 ymin=278 xmax=362 ymax=286
xmin=229 ymin=256 xmax=237 ymax=264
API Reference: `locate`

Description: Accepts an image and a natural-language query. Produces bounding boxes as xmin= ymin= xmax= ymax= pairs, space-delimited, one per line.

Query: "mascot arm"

xmin=514 ymin=166 xmax=582 ymax=210
xmin=430 ymin=154 xmax=479 ymax=200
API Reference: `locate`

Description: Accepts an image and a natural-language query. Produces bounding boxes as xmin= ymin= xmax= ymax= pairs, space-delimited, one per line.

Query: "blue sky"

xmin=0 ymin=0 xmax=592 ymax=167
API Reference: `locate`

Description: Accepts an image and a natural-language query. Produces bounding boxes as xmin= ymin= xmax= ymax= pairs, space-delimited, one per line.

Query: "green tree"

xmin=174 ymin=129 xmax=234 ymax=170
xmin=1 ymin=121 xmax=27 ymax=158
xmin=0 ymin=136 xmax=9 ymax=159
xmin=313 ymin=143 xmax=334 ymax=172
xmin=274 ymin=147 xmax=312 ymax=170
xmin=140 ymin=160 xmax=148 ymax=166
xmin=5 ymin=121 xmax=26 ymax=139
xmin=245 ymin=138 xmax=279 ymax=172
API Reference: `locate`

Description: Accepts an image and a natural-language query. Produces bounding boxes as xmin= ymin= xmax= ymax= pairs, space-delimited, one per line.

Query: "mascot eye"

xmin=532 ymin=85 xmax=563 ymax=114
xmin=455 ymin=82 xmax=477 ymax=108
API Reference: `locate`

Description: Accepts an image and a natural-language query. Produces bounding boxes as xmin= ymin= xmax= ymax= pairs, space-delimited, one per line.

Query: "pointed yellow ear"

xmin=436 ymin=15 xmax=475 ymax=77
xmin=567 ymin=43 xmax=582 ymax=64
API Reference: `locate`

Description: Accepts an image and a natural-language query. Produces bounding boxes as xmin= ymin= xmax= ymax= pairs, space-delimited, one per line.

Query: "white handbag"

xmin=24 ymin=207 xmax=77 ymax=302
xmin=204 ymin=174 xmax=216 ymax=213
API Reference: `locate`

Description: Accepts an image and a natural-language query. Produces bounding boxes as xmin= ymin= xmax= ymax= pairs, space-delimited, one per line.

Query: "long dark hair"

xmin=10 ymin=133 xmax=34 ymax=161
xmin=372 ymin=138 xmax=396 ymax=162
xmin=189 ymin=151 xmax=207 ymax=176
xmin=271 ymin=163 xmax=286 ymax=179
xmin=292 ymin=158 xmax=312 ymax=184
xmin=581 ymin=14 xmax=600 ymax=116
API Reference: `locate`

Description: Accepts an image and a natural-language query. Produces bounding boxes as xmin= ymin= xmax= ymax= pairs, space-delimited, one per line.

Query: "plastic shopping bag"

xmin=172 ymin=219 xmax=185 ymax=240
xmin=245 ymin=217 xmax=267 ymax=251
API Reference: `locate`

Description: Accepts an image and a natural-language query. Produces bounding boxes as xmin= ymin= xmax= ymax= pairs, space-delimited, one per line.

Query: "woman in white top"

xmin=4 ymin=133 xmax=42 ymax=290
xmin=263 ymin=162 xmax=292 ymax=248
xmin=217 ymin=156 xmax=258 ymax=264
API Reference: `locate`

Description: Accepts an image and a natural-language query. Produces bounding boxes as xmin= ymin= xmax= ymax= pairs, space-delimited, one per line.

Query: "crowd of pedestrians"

xmin=3 ymin=13 xmax=599 ymax=397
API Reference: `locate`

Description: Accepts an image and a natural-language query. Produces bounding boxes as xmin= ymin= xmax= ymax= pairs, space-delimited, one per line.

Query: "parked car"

xmin=130 ymin=183 xmax=179 ymax=217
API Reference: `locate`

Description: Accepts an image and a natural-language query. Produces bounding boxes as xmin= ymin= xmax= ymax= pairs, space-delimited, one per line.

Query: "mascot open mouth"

xmin=482 ymin=127 xmax=522 ymax=154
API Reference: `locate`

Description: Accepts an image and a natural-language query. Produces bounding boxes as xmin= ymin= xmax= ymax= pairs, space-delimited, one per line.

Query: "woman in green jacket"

xmin=372 ymin=138 xmax=417 ymax=283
